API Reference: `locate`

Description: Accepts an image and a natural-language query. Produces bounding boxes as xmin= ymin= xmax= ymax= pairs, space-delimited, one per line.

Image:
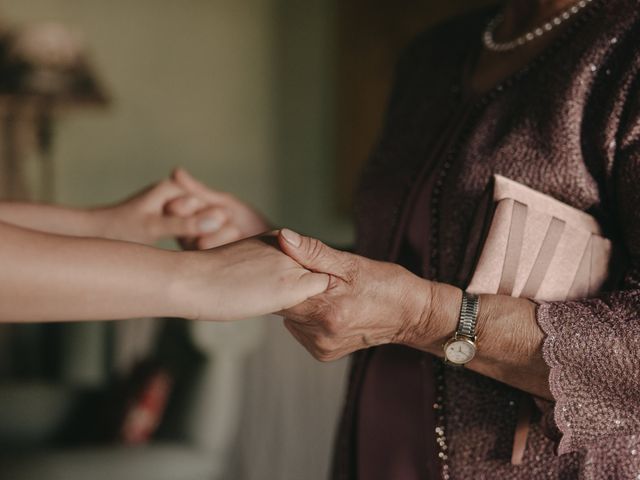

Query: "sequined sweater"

xmin=332 ymin=1 xmax=640 ymax=479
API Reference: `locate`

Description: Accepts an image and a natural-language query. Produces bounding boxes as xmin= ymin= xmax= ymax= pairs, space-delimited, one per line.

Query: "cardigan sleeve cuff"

xmin=535 ymin=297 xmax=640 ymax=455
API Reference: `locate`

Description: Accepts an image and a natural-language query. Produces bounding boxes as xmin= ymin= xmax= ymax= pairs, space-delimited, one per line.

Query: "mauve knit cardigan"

xmin=332 ymin=1 xmax=640 ymax=479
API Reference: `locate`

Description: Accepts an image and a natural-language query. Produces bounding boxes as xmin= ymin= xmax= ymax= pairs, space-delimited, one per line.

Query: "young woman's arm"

xmin=0 ymin=221 xmax=328 ymax=323
xmin=0 ymin=179 xmax=217 ymax=245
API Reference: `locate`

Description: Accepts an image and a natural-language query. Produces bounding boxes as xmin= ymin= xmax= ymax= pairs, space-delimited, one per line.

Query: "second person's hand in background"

xmin=0 ymin=178 xmax=214 ymax=246
xmin=165 ymin=168 xmax=271 ymax=250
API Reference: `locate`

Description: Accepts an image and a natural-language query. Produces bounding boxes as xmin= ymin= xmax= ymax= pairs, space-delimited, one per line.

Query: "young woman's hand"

xmin=94 ymin=179 xmax=214 ymax=245
xmin=173 ymin=234 xmax=329 ymax=321
xmin=0 ymin=178 xmax=209 ymax=244
xmin=0 ymin=222 xmax=327 ymax=324
xmin=164 ymin=168 xmax=271 ymax=250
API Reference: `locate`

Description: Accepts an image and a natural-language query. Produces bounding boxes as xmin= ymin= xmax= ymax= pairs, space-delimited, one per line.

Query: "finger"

xmin=291 ymin=271 xmax=330 ymax=304
xmin=283 ymin=319 xmax=340 ymax=362
xmin=194 ymin=206 xmax=229 ymax=234
xmin=161 ymin=205 xmax=228 ymax=241
xmin=164 ymin=195 xmax=206 ymax=217
xmin=280 ymin=298 xmax=325 ymax=323
xmin=196 ymin=225 xmax=243 ymax=249
xmin=145 ymin=179 xmax=187 ymax=208
xmin=283 ymin=319 xmax=317 ymax=354
xmin=278 ymin=229 xmax=353 ymax=280
xmin=283 ymin=318 xmax=310 ymax=340
xmin=172 ymin=167 xmax=229 ymax=204
xmin=152 ymin=214 xmax=201 ymax=239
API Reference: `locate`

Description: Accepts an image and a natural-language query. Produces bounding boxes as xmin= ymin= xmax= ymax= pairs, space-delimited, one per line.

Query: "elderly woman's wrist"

xmin=398 ymin=280 xmax=462 ymax=354
xmin=393 ymin=274 xmax=431 ymax=346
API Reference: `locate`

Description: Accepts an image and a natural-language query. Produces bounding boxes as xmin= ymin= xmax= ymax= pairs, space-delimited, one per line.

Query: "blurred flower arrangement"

xmin=0 ymin=20 xmax=109 ymax=200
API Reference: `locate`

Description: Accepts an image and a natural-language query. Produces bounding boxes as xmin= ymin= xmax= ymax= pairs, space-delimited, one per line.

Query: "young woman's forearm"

xmin=0 ymin=222 xmax=329 ymax=324
xmin=0 ymin=221 xmax=182 ymax=322
xmin=0 ymin=179 xmax=205 ymax=244
xmin=0 ymin=202 xmax=105 ymax=238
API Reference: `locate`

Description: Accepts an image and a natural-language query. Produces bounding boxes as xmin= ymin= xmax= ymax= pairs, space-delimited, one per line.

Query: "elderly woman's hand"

xmin=276 ymin=229 xmax=553 ymax=399
xmin=277 ymin=229 xmax=437 ymax=361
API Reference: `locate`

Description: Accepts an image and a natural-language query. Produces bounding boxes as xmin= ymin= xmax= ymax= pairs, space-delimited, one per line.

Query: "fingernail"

xmin=281 ymin=228 xmax=301 ymax=247
xmin=199 ymin=218 xmax=221 ymax=233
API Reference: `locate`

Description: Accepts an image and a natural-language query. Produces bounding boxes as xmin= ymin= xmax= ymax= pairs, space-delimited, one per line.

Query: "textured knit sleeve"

xmin=535 ymin=75 xmax=640 ymax=456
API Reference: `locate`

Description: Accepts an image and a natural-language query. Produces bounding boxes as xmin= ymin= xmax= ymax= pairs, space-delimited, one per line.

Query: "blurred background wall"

xmin=0 ymin=1 xmax=351 ymax=479
xmin=0 ymin=1 xmax=492 ymax=479
xmin=3 ymin=0 xmax=280 ymax=215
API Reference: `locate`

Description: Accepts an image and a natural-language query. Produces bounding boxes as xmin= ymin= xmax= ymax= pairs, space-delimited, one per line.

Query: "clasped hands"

xmin=116 ymin=168 xmax=448 ymax=360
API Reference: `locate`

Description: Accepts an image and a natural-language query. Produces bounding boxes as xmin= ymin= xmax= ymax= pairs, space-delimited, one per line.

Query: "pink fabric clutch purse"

xmin=457 ymin=174 xmax=612 ymax=465
xmin=459 ymin=174 xmax=611 ymax=302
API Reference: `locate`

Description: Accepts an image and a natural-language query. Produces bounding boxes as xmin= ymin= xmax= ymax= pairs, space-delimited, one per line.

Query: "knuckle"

xmin=314 ymin=335 xmax=333 ymax=353
xmin=389 ymin=261 xmax=407 ymax=278
xmin=315 ymin=335 xmax=343 ymax=361
xmin=323 ymin=314 xmax=340 ymax=335
xmin=307 ymin=238 xmax=326 ymax=261
xmin=197 ymin=236 xmax=215 ymax=250
xmin=310 ymin=301 xmax=331 ymax=324
xmin=200 ymin=204 xmax=219 ymax=215
xmin=164 ymin=198 xmax=179 ymax=213
xmin=314 ymin=349 xmax=334 ymax=363
xmin=157 ymin=179 xmax=173 ymax=192
xmin=172 ymin=196 xmax=198 ymax=214
xmin=322 ymin=303 xmax=344 ymax=333
xmin=184 ymin=217 xmax=200 ymax=236
xmin=226 ymin=224 xmax=242 ymax=240
xmin=299 ymin=304 xmax=324 ymax=325
xmin=143 ymin=216 xmax=159 ymax=237
xmin=343 ymin=257 xmax=361 ymax=284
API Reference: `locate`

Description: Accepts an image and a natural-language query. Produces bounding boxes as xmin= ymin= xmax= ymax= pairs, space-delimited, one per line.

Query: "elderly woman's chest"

xmin=438 ymin=94 xmax=606 ymax=279
xmin=356 ymin=88 xmax=605 ymax=276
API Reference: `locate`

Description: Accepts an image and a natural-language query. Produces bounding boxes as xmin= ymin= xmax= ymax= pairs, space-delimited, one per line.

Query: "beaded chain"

xmin=428 ymin=1 xmax=598 ymax=476
xmin=482 ymin=0 xmax=593 ymax=52
xmin=429 ymin=148 xmax=455 ymax=480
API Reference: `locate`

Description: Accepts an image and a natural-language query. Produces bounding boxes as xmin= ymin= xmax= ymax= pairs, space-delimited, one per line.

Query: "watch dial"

xmin=445 ymin=340 xmax=475 ymax=364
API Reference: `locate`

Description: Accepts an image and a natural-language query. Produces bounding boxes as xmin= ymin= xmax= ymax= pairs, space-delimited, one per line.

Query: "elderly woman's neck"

xmin=503 ymin=0 xmax=581 ymax=33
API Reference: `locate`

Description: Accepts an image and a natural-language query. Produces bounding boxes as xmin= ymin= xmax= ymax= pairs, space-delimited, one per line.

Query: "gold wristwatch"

xmin=443 ymin=291 xmax=480 ymax=366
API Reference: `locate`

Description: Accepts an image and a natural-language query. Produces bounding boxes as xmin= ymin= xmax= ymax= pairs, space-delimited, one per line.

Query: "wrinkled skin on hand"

xmin=178 ymin=233 xmax=330 ymax=321
xmin=277 ymin=229 xmax=432 ymax=362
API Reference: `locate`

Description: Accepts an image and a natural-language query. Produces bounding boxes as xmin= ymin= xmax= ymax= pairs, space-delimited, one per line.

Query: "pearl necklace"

xmin=482 ymin=0 xmax=593 ymax=52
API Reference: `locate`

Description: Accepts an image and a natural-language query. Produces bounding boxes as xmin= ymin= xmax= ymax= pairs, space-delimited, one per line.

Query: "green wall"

xmin=1 ymin=0 xmax=353 ymax=243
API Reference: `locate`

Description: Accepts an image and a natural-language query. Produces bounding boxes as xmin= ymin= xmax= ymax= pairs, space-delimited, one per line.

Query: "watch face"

xmin=444 ymin=338 xmax=476 ymax=365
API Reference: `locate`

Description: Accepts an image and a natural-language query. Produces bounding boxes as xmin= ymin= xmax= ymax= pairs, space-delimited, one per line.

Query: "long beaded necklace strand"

xmin=431 ymin=1 xmax=597 ymax=477
xmin=482 ymin=0 xmax=593 ymax=52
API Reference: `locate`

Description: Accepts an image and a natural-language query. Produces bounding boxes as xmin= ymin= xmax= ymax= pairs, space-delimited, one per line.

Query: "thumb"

xmin=156 ymin=206 xmax=230 ymax=239
xmin=172 ymin=167 xmax=228 ymax=204
xmin=278 ymin=229 xmax=351 ymax=278
xmin=164 ymin=194 xmax=207 ymax=217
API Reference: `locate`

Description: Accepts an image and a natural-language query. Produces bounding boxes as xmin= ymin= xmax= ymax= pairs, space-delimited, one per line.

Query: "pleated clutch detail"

xmin=461 ymin=175 xmax=611 ymax=302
